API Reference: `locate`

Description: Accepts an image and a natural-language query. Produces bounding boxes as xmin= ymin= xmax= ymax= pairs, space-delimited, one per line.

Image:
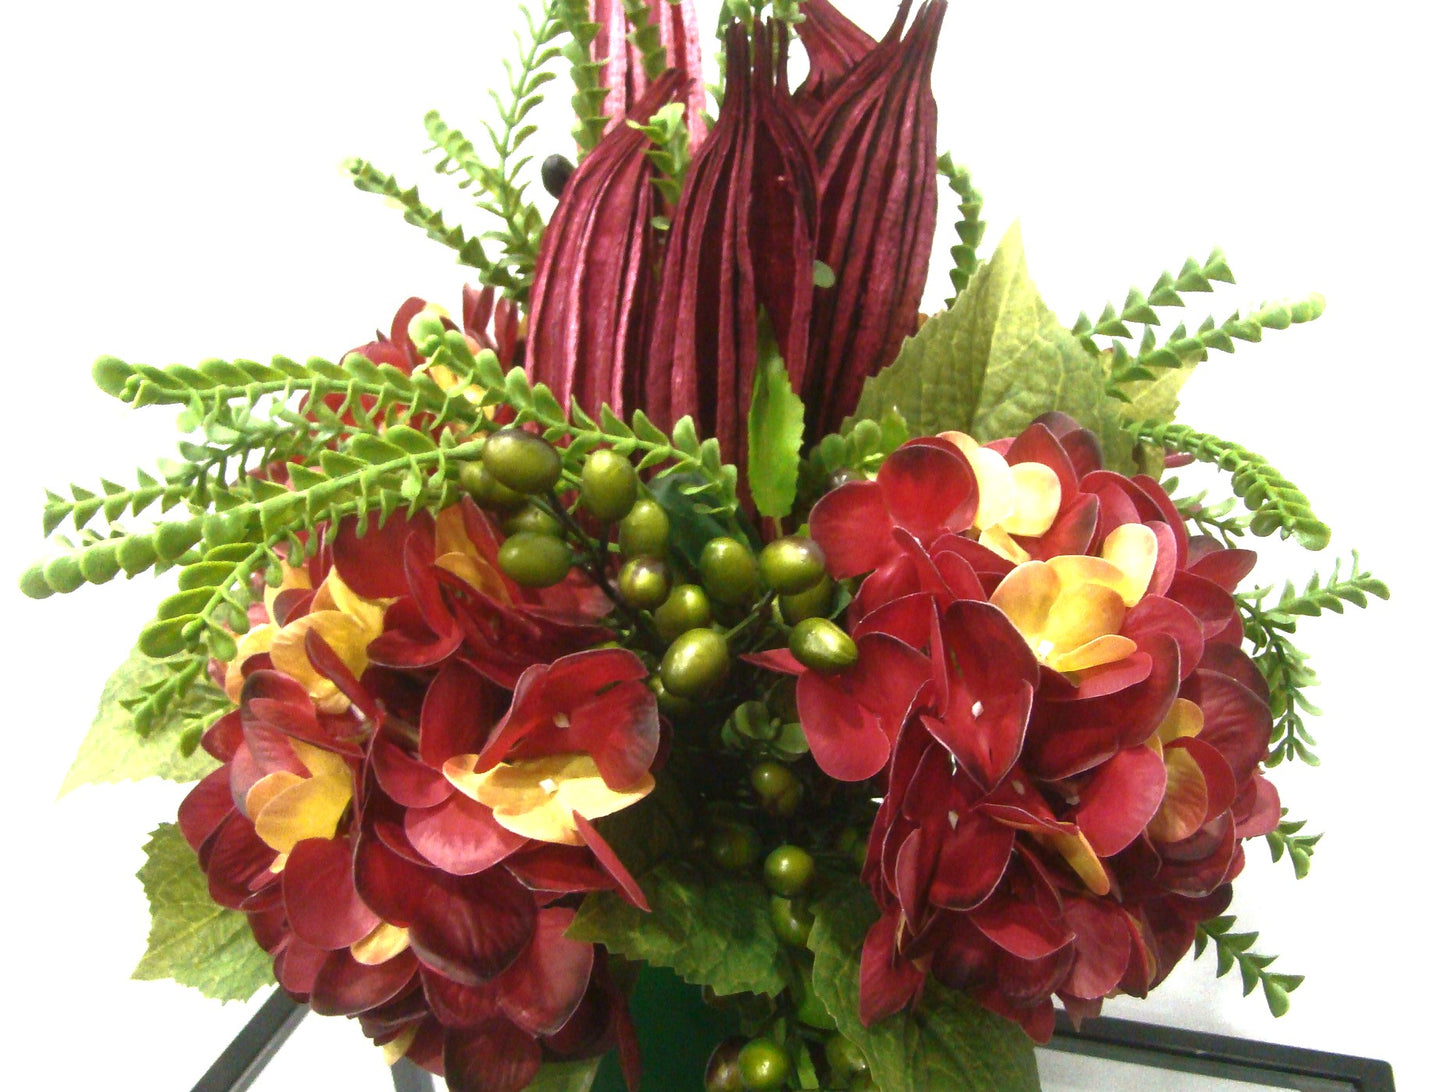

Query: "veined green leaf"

xmin=746 ymin=318 xmax=807 ymax=519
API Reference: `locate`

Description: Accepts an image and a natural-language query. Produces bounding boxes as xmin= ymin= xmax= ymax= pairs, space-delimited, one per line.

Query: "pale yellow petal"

xmin=352 ymin=922 xmax=411 ymax=966
xmin=1041 ymin=583 xmax=1128 ymax=659
xmin=270 ymin=610 xmax=371 ymax=713
xmin=961 ymin=444 xmax=1016 ymax=531
xmin=556 ymin=769 xmax=655 ymax=824
xmin=1147 ymin=747 xmax=1209 ymax=843
xmin=1046 ymin=555 xmax=1133 ymax=601
xmin=244 ymin=770 xmax=304 ymax=821
xmin=1049 ymin=634 xmax=1137 ymax=673
xmin=1101 ymin=524 xmax=1158 ymax=607
xmin=1001 ymin=462 xmax=1062 ymax=537
xmin=936 ymin=430 xmax=979 ymax=453
xmin=253 ymin=773 xmax=353 ymax=854
xmin=1155 ymin=698 xmax=1204 ymax=745
xmin=449 ymin=753 xmax=653 ymax=846
xmin=434 ymin=506 xmax=473 ymax=560
xmin=1040 ymin=830 xmax=1111 ymax=896
xmin=291 ymin=739 xmax=354 ymax=783
xmin=381 ymin=1026 xmax=418 ymax=1067
xmin=436 ymin=551 xmax=512 ymax=601
xmin=978 ymin=525 xmax=1032 ymax=565
xmin=989 ymin=562 xmax=1060 ymax=647
xmin=318 ymin=570 xmax=390 ymax=636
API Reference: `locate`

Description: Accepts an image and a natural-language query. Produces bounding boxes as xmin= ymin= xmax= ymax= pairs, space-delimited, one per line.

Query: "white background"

xmin=2 ymin=1 xmax=1439 ymax=1089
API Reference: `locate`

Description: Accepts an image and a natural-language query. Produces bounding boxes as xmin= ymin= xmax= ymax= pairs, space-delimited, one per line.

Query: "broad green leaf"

xmin=807 ymin=883 xmax=1040 ymax=1092
xmin=523 ymin=1059 xmax=601 ymax=1092
xmin=60 ymin=646 xmax=225 ymax=795
xmin=746 ymin=317 xmax=807 ymax=518
xmin=567 ymin=861 xmax=788 ymax=998
xmin=851 ymin=222 xmax=1133 ymax=472
xmin=133 ymin=824 xmax=274 ymax=1001
xmin=1114 ymin=359 xmax=1198 ymax=427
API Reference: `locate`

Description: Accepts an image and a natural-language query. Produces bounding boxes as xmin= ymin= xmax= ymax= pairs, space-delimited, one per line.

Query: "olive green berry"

xmin=579 ymin=448 xmax=639 ymax=522
xmin=789 ymin=616 xmax=858 ymax=674
xmin=769 ymin=895 xmax=815 ymax=948
xmin=763 ymin=845 xmax=815 ymax=897
xmin=502 ymin=504 xmax=564 ymax=538
xmin=482 ymin=428 xmax=562 ymax=495
xmin=780 ymin=574 xmax=835 ymax=624
xmin=653 ymin=583 xmax=712 ymax=642
xmin=618 ymin=557 xmax=671 ymax=611
xmin=660 ymin=627 xmax=729 ymax=699
xmin=618 ymin=497 xmax=671 ymax=559
xmin=699 ymin=537 xmax=760 ymax=606
xmin=497 ymin=532 xmax=572 ymax=587
xmin=759 ymin=535 xmax=826 ymax=595
xmin=459 ymin=461 xmax=528 ymax=512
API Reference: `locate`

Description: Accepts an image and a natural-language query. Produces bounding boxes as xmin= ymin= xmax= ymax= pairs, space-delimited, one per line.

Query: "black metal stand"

xmin=1051 ymin=1010 xmax=1396 ymax=1091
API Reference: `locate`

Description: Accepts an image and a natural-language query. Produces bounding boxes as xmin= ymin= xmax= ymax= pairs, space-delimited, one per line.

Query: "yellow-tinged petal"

xmin=1002 ymin=462 xmax=1062 ymax=537
xmin=436 ymin=551 xmax=512 ymax=601
xmin=434 ymin=506 xmax=473 ymax=559
xmin=989 ymin=562 xmax=1060 ymax=647
xmin=978 ymin=525 xmax=1032 ymax=565
xmin=245 ymin=770 xmax=304 ymax=821
xmin=1155 ymin=698 xmax=1204 ymax=745
xmin=352 ymin=922 xmax=411 ymax=966
xmin=225 ymin=623 xmax=277 ymax=702
xmin=381 ymin=1025 xmax=418 ymax=1067
xmin=1046 ymin=555 xmax=1134 ymax=601
xmin=1041 ymin=583 xmax=1128 ymax=660
xmin=1049 ymin=633 xmax=1137 ymax=673
xmin=263 ymin=563 xmax=313 ymax=625
xmin=313 ymin=570 xmax=390 ymax=636
xmin=270 ymin=610 xmax=371 ymax=713
xmin=1040 ymin=829 xmax=1111 ymax=896
xmin=253 ymin=772 xmax=353 ymax=854
xmin=1101 ymin=524 xmax=1158 ymax=607
xmin=936 ymin=430 xmax=978 ymax=453
xmin=1148 ymin=747 xmax=1210 ymax=843
xmin=961 ymin=444 xmax=1016 ymax=531
xmin=291 ymin=739 xmax=354 ymax=783
xmin=444 ymin=753 xmax=654 ymax=845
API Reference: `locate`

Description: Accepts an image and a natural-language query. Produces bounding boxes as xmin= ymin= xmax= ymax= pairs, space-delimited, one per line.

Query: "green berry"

xmin=738 ymin=1038 xmax=791 ymax=1091
xmin=750 ymin=760 xmax=802 ymax=817
xmin=825 ymin=1035 xmax=869 ymax=1083
xmin=482 ymin=428 xmax=562 ymax=495
xmin=648 ymin=674 xmax=695 ymax=719
xmin=497 ymin=532 xmax=572 ymax=588
xmin=763 ymin=845 xmax=815 ymax=897
xmin=618 ymin=497 xmax=671 ymax=559
xmin=699 ymin=537 xmax=760 ymax=606
xmin=789 ymin=617 xmax=858 ymax=674
xmin=704 ymin=1037 xmax=747 ymax=1092
xmin=501 ymin=504 xmax=563 ymax=538
xmin=709 ymin=824 xmax=761 ymax=871
xmin=578 ymin=449 xmax=639 ymax=522
xmin=618 ymin=557 xmax=670 ymax=610
xmin=769 ymin=895 xmax=815 ymax=948
xmin=759 ymin=535 xmax=826 ymax=595
xmin=779 ymin=574 xmax=835 ymax=625
xmin=660 ymin=627 xmax=729 ymax=699
xmin=653 ymin=583 xmax=712 ymax=642
xmin=459 ymin=461 xmax=527 ymax=512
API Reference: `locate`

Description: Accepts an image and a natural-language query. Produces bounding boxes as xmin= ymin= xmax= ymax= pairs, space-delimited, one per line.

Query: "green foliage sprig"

xmin=938 ymin=153 xmax=986 ymax=304
xmin=1236 ymin=551 xmax=1389 ymax=766
xmin=623 ymin=0 xmax=668 ymax=82
xmin=1165 ymin=480 xmax=1251 ymax=547
xmin=1195 ymin=916 xmax=1303 ymax=1018
xmin=1266 ymin=809 xmax=1322 ymax=880
xmin=1129 ymin=421 xmax=1331 ymax=550
xmin=1074 ymin=249 xmax=1235 ymax=349
xmin=343 ymin=158 xmax=506 ymax=285
xmin=558 ymin=0 xmax=610 ymax=154
xmin=629 ymin=102 xmax=693 ymax=210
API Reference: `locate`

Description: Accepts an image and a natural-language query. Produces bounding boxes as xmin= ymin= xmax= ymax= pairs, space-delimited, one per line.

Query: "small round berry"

xmin=708 ymin=824 xmax=761 ymax=871
xmin=738 ymin=1039 xmax=791 ymax=1092
xmin=789 ymin=617 xmax=858 ymax=674
xmin=769 ymin=895 xmax=815 ymax=948
xmin=763 ymin=845 xmax=816 ymax=897
xmin=619 ymin=497 xmax=671 ymax=559
xmin=497 ymin=532 xmax=572 ymax=588
xmin=750 ymin=760 xmax=802 ymax=816
xmin=579 ymin=449 xmax=639 ymax=522
xmin=825 ymin=1035 xmax=870 ymax=1083
xmin=482 ymin=428 xmax=562 ymax=495
xmin=660 ymin=628 xmax=730 ymax=699
xmin=704 ymin=1037 xmax=747 ymax=1092
xmin=699 ymin=537 xmax=760 ymax=606
xmin=459 ymin=461 xmax=528 ymax=512
xmin=618 ymin=557 xmax=671 ymax=611
xmin=541 ymin=153 xmax=576 ymax=198
xmin=779 ymin=574 xmax=835 ymax=624
xmin=501 ymin=504 xmax=564 ymax=538
xmin=653 ymin=583 xmax=712 ymax=642
xmin=759 ymin=535 xmax=826 ymax=595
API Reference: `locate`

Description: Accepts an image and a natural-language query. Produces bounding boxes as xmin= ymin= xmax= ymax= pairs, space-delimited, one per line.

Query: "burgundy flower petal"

xmin=1189 ymin=546 xmax=1258 ymax=593
xmin=283 ymin=837 xmax=381 ymax=950
xmin=404 ymin=794 xmax=529 ymax=876
xmin=407 ymin=870 xmax=538 ymax=987
xmin=966 ymin=853 xmax=1073 ymax=961
xmin=877 ymin=442 xmax=978 ymax=543
xmin=928 ymin=808 xmax=1014 ymax=911
xmin=1167 ymin=570 xmax=1239 ymax=641
xmin=200 ymin=812 xmax=277 ymax=910
xmin=809 ymin=480 xmax=894 ymax=577
xmin=494 ymin=908 xmax=596 ymax=1036
xmin=1233 ymin=773 xmax=1282 ymax=838
xmin=1183 ymin=669 xmax=1274 ymax=784
xmin=573 ymin=812 xmax=650 ymax=912
xmin=332 ymin=513 xmax=434 ymax=600
xmin=372 ymin=736 xmax=453 ymax=809
xmin=303 ymin=628 xmax=377 ymax=721
xmin=505 ymin=844 xmax=616 ymax=894
xmin=444 ymin=1022 xmax=542 ymax=1092
xmin=1122 ymin=594 xmax=1204 ymax=680
xmin=793 ymin=0 xmax=877 ymax=121
xmin=421 ymin=966 xmax=501 ymax=1029
xmin=590 ymin=1 xmax=708 ymax=146
xmin=859 ymin=909 xmax=926 ymax=1026
xmin=1070 ymin=745 xmax=1167 ymax=857
xmin=1059 ymin=896 xmax=1134 ymax=1000
xmin=310 ymin=949 xmax=417 ymax=1017
xmin=179 ymin=767 xmax=234 ymax=852
xmin=420 ymin=661 xmax=499 ymax=769
xmin=275 ymin=937 xmax=328 ymax=997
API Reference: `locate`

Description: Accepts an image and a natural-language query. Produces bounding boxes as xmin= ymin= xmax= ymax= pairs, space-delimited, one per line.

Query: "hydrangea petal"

xmin=283 ymin=836 xmax=381 ymax=950
xmin=311 ymin=949 xmax=417 ymax=1018
xmin=494 ymin=907 xmax=595 ymax=1037
xmin=352 ymin=922 xmax=411 ymax=967
xmin=1071 ymin=745 xmax=1167 ymax=856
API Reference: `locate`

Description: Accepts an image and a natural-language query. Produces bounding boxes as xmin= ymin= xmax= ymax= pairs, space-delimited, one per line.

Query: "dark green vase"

xmin=591 ymin=965 xmax=738 ymax=1092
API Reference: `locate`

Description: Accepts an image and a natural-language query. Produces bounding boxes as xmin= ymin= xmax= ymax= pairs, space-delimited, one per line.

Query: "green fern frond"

xmin=629 ymin=102 xmax=692 ymax=210
xmin=1195 ymin=917 xmax=1303 ymax=1017
xmin=1262 ymin=550 xmax=1391 ymax=620
xmin=1074 ymin=248 xmax=1235 ymax=348
xmin=1266 ymin=810 xmax=1322 ymax=880
xmin=558 ymin=0 xmax=610 ymax=154
xmin=623 ymin=0 xmax=668 ymax=81
xmin=1128 ymin=421 xmax=1330 ymax=550
xmin=343 ymin=158 xmax=511 ymax=289
xmin=938 ymin=154 xmax=986 ymax=305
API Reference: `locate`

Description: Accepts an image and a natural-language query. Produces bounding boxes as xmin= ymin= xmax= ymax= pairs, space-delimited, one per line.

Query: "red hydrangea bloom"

xmin=779 ymin=416 xmax=1279 ymax=1041
xmin=180 ymin=503 xmax=655 ymax=1092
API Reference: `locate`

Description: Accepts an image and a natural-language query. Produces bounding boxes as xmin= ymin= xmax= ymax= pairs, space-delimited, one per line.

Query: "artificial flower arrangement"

xmin=22 ymin=1 xmax=1389 ymax=1090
